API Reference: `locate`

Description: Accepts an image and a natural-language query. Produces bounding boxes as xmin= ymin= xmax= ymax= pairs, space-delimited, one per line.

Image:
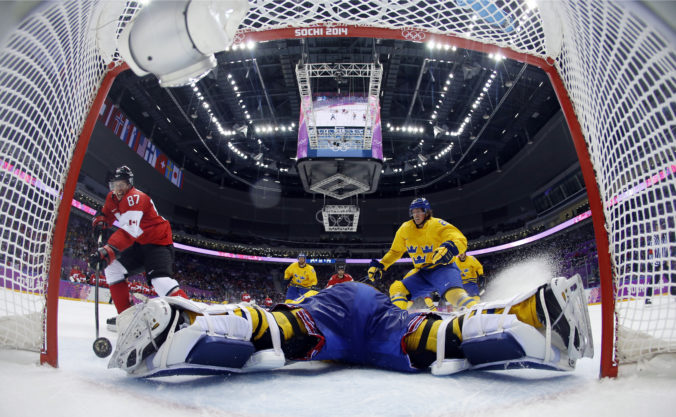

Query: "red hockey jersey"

xmin=326 ymin=273 xmax=354 ymax=289
xmin=101 ymin=187 xmax=173 ymax=251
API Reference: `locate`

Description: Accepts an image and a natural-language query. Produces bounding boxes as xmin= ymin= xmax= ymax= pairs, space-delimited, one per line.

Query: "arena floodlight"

xmin=118 ymin=0 xmax=249 ymax=87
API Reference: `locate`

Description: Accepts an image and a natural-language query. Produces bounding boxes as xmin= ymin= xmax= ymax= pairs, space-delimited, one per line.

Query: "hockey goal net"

xmin=0 ymin=0 xmax=673 ymax=377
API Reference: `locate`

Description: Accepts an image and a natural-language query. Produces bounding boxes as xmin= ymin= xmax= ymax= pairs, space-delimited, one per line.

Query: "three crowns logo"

xmin=413 ymin=255 xmax=426 ymax=264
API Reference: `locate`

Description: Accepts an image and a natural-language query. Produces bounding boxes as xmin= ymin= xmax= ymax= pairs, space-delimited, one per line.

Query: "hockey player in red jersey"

xmin=69 ymin=266 xmax=86 ymax=283
xmin=325 ymin=263 xmax=353 ymax=289
xmin=241 ymin=291 xmax=251 ymax=303
xmin=89 ymin=165 xmax=187 ymax=330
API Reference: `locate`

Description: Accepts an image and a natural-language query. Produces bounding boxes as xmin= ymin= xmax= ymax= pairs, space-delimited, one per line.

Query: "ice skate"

xmin=106 ymin=316 xmax=117 ymax=332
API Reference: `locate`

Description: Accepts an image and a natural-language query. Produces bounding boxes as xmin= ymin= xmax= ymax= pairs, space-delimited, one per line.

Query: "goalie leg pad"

xmin=430 ymin=317 xmax=470 ymax=376
xmin=139 ymin=310 xmax=256 ymax=375
xmin=114 ymin=304 xmax=140 ymax=334
xmin=537 ymin=274 xmax=594 ymax=361
xmin=186 ymin=336 xmax=255 ymax=368
xmin=108 ymin=298 xmax=179 ymax=373
xmin=460 ymin=313 xmax=574 ymax=372
xmin=110 ymin=298 xmax=286 ymax=377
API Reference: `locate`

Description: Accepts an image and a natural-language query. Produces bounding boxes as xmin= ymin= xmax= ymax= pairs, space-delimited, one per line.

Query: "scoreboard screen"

xmin=297 ymin=95 xmax=383 ymax=160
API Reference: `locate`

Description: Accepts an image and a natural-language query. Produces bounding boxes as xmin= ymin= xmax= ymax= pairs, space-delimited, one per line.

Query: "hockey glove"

xmin=88 ymin=245 xmax=118 ymax=270
xmin=367 ymin=260 xmax=385 ymax=282
xmin=92 ymin=212 xmax=109 ymax=231
xmin=431 ymin=241 xmax=459 ymax=265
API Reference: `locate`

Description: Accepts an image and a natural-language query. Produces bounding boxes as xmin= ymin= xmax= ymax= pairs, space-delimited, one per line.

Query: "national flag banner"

xmin=144 ymin=142 xmax=158 ymax=167
xmin=171 ymin=165 xmax=183 ymax=188
xmin=119 ymin=120 xmax=131 ymax=142
xmin=97 ymin=99 xmax=183 ymax=189
xmin=133 ymin=131 xmax=144 ymax=152
xmin=136 ymin=135 xmax=148 ymax=158
xmin=99 ymin=98 xmax=112 ymax=122
xmin=155 ymin=153 xmax=168 ymax=175
xmin=104 ymin=102 xmax=115 ymax=126
xmin=128 ymin=126 xmax=138 ymax=149
xmin=112 ymin=110 xmax=126 ymax=135
xmin=164 ymin=159 xmax=174 ymax=181
xmin=99 ymin=100 xmax=108 ymax=117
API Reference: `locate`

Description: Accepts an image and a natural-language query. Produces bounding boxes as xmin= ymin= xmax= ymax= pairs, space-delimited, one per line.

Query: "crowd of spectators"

xmin=58 ymin=202 xmax=602 ymax=306
xmin=73 ymin=184 xmax=592 ymax=261
xmin=477 ymin=221 xmax=599 ymax=288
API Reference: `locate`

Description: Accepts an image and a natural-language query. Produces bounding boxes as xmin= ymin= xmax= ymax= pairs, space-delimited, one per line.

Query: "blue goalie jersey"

xmin=292 ymin=282 xmax=426 ymax=373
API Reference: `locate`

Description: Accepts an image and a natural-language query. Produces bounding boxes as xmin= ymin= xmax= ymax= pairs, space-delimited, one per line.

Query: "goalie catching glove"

xmin=88 ymin=245 xmax=118 ymax=270
xmin=431 ymin=241 xmax=459 ymax=265
xmin=367 ymin=260 xmax=385 ymax=282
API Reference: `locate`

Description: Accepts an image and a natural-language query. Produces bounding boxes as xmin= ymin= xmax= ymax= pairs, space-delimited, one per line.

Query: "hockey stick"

xmin=92 ymin=231 xmax=112 ymax=358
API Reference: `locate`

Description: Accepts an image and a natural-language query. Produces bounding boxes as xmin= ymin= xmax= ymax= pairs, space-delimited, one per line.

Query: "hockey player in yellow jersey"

xmin=283 ymin=253 xmax=317 ymax=302
xmin=454 ymin=252 xmax=484 ymax=297
xmin=368 ymin=198 xmax=478 ymax=311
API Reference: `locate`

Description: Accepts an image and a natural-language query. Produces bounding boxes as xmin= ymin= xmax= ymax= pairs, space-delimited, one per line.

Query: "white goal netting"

xmin=0 ymin=0 xmax=673 ymax=375
xmin=0 ymin=1 xmax=138 ymax=361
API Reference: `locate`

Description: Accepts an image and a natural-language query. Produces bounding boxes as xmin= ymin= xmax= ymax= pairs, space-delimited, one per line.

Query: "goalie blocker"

xmin=108 ymin=275 xmax=593 ymax=378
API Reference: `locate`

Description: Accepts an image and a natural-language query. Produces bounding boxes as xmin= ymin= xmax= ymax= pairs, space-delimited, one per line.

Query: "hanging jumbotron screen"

xmin=296 ymin=94 xmax=383 ymax=160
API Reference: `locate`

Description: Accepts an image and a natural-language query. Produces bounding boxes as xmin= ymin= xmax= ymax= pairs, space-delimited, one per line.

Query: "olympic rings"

xmin=401 ymin=30 xmax=426 ymax=41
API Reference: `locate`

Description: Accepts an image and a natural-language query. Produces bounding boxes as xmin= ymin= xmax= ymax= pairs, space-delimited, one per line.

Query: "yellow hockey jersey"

xmin=380 ymin=217 xmax=467 ymax=270
xmin=453 ymin=255 xmax=484 ymax=284
xmin=284 ymin=262 xmax=317 ymax=288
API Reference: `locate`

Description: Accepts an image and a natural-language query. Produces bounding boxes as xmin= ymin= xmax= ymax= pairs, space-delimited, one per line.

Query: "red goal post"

xmin=0 ymin=0 xmax=672 ymax=378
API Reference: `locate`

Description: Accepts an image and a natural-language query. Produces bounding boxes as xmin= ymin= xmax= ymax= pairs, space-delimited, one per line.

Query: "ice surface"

xmin=1 ymin=263 xmax=675 ymax=417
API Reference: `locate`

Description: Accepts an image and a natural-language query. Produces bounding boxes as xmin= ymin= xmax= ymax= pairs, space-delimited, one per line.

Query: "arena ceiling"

xmin=109 ymin=36 xmax=562 ymax=198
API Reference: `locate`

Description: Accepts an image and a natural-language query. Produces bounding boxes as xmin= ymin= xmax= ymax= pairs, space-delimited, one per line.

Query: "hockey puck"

xmin=93 ymin=337 xmax=113 ymax=358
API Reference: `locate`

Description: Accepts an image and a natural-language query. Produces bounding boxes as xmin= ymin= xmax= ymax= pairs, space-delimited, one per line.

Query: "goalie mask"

xmin=108 ymin=299 xmax=182 ymax=373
